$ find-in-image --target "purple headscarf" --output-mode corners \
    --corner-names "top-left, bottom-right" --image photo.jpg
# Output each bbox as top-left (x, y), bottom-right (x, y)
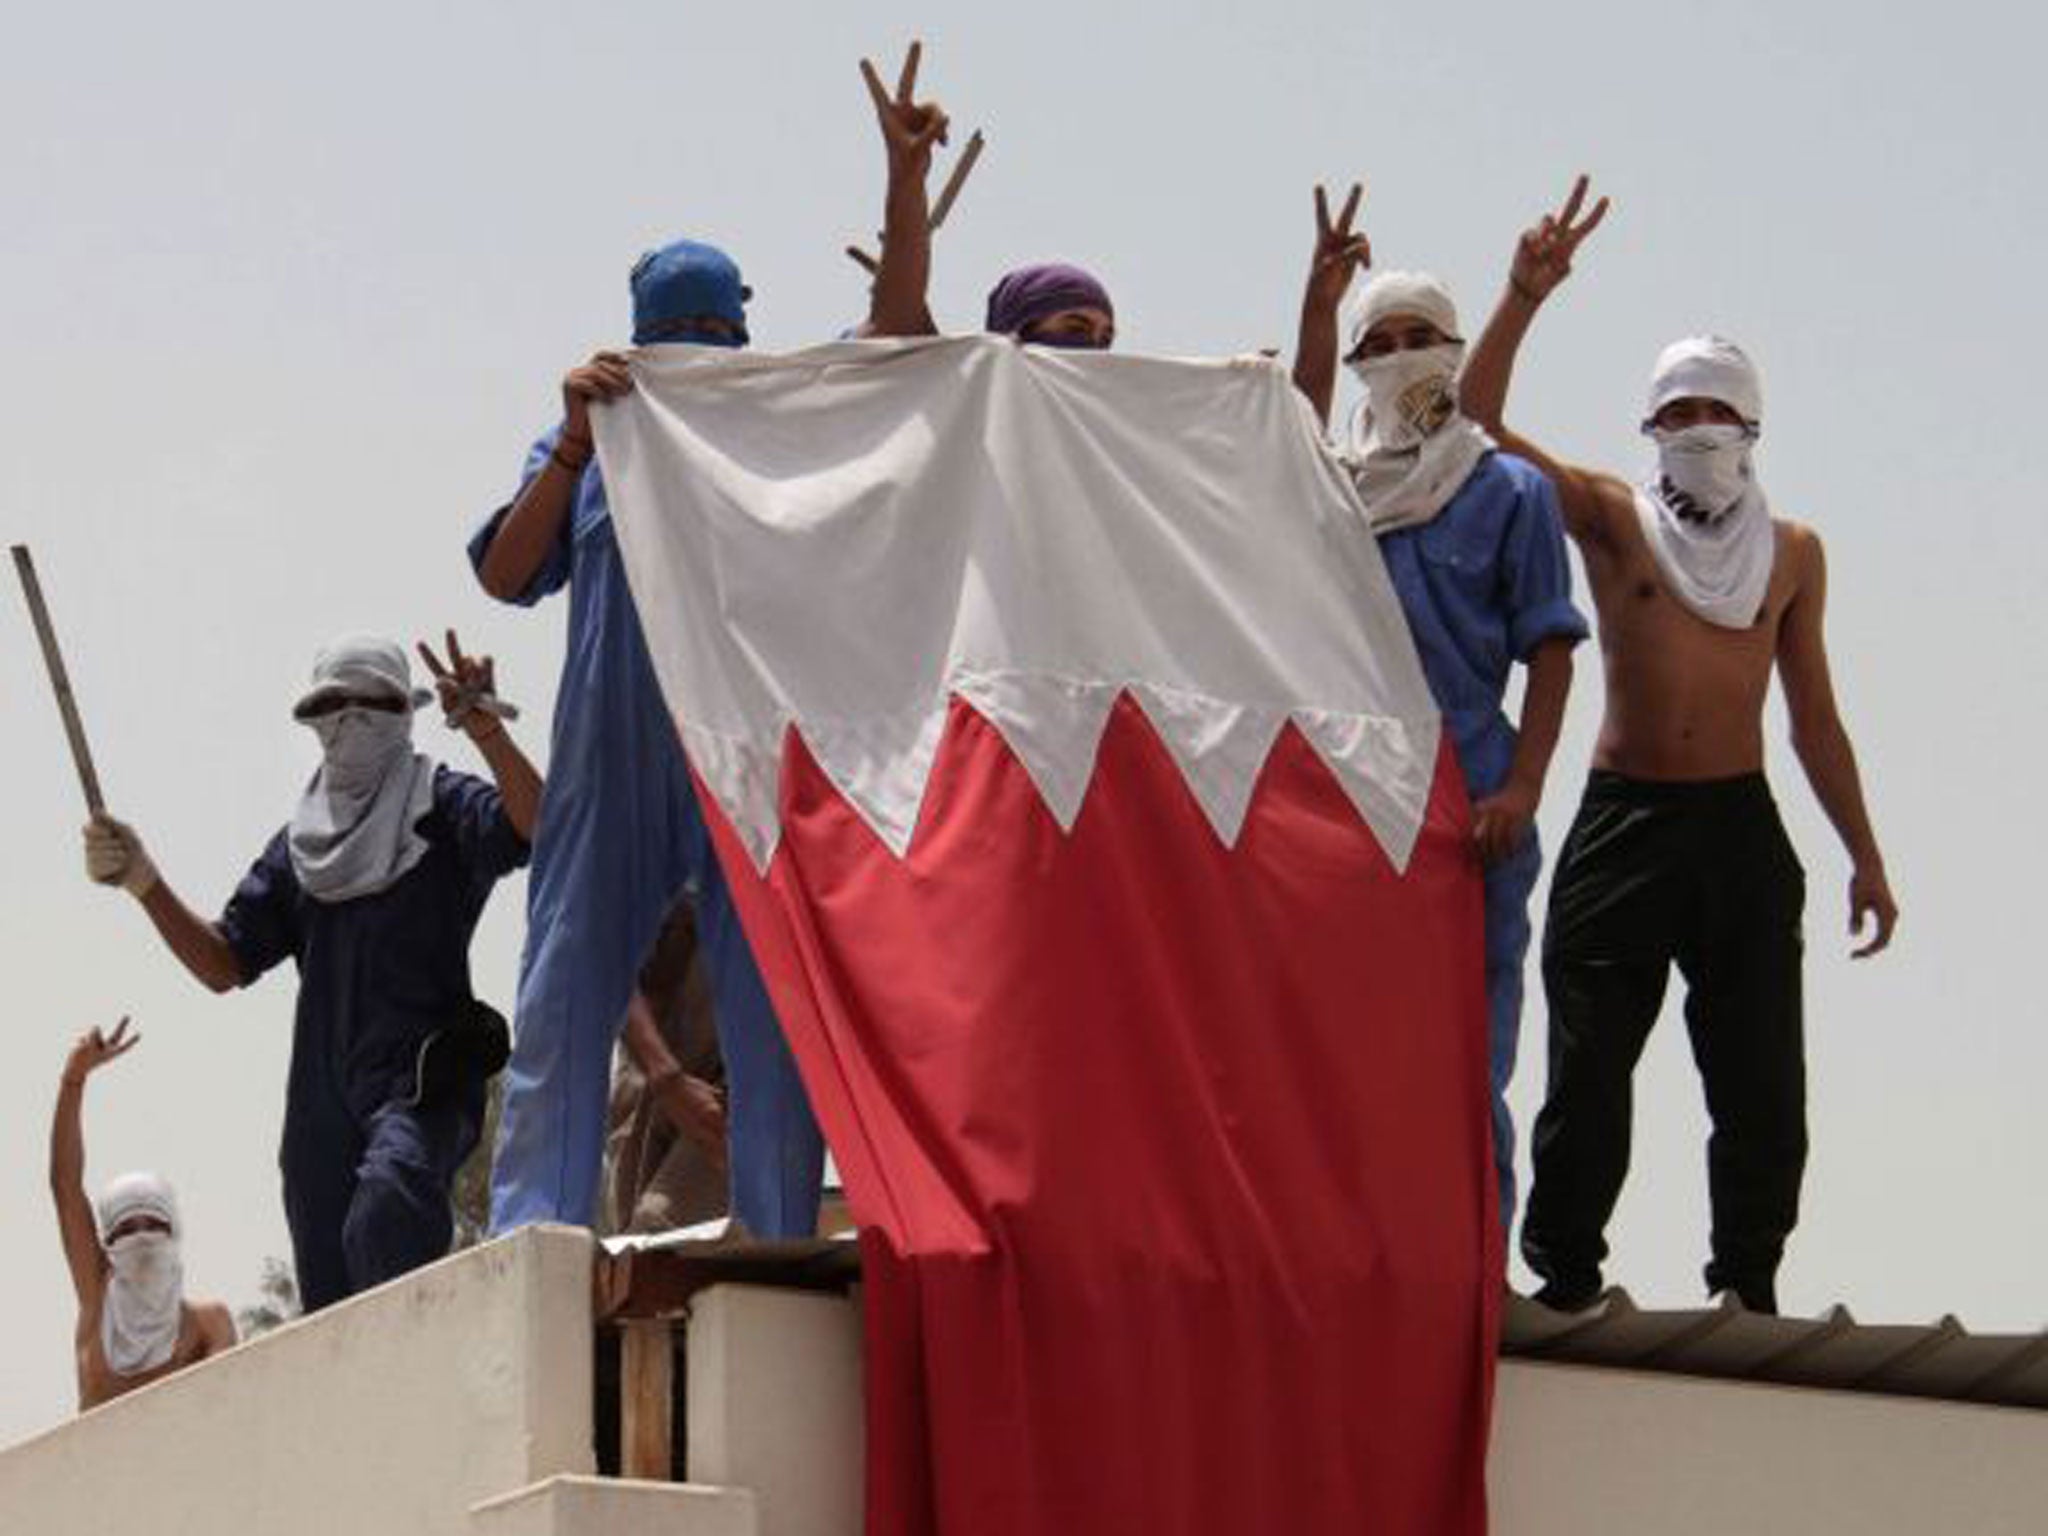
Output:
top-left (984, 263), bottom-right (1114, 336)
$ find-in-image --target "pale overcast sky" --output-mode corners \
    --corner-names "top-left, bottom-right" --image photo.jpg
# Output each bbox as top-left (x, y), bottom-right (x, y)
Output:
top-left (2, 0), bottom-right (2041, 1443)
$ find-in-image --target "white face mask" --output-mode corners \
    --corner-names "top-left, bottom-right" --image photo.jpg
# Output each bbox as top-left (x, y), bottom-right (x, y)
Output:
top-left (1650, 422), bottom-right (1756, 523)
top-left (308, 707), bottom-right (413, 795)
top-left (1347, 342), bottom-right (1463, 451)
top-left (102, 1229), bottom-right (185, 1375)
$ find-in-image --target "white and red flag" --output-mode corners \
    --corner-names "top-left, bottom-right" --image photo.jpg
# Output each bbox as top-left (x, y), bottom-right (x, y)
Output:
top-left (597, 337), bottom-right (1496, 1535)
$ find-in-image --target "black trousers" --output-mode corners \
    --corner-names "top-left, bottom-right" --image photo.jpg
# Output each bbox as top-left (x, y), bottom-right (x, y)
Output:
top-left (1521, 771), bottom-right (1806, 1310)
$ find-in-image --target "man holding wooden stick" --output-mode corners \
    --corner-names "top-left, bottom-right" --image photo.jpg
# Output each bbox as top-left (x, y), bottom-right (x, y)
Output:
top-left (81, 633), bottom-right (538, 1310)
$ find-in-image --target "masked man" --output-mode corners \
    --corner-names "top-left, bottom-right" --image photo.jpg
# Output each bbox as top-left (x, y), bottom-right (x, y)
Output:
top-left (83, 635), bottom-right (538, 1311)
top-left (1291, 186), bottom-right (1587, 1237)
top-left (470, 239), bottom-right (824, 1240)
top-left (1459, 179), bottom-right (1899, 1314)
top-left (50, 1019), bottom-right (235, 1409)
top-left (860, 42), bottom-right (1117, 351)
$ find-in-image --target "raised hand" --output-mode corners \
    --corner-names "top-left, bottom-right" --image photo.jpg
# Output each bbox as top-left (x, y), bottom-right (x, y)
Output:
top-left (1305, 182), bottom-right (1371, 314)
top-left (64, 1018), bottom-right (139, 1085)
top-left (861, 40), bottom-right (950, 179)
top-left (559, 350), bottom-right (634, 446)
top-left (417, 629), bottom-right (510, 736)
top-left (1510, 174), bottom-right (1610, 306)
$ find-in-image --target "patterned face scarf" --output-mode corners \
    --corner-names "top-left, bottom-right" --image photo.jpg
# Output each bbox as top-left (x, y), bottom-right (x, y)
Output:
top-left (1635, 337), bottom-right (1774, 628)
top-left (1340, 273), bottom-right (1492, 535)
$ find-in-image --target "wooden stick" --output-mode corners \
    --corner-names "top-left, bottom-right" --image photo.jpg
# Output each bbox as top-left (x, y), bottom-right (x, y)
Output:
top-left (928, 129), bottom-right (985, 233)
top-left (11, 546), bottom-right (105, 815)
top-left (844, 127), bottom-right (986, 274)
top-left (620, 1318), bottom-right (675, 1480)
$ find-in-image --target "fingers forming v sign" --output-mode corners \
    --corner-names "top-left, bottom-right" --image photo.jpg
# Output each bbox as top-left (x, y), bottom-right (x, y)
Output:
top-left (861, 40), bottom-right (949, 164)
top-left (1514, 173), bottom-right (1610, 302)
top-left (1309, 182), bottom-right (1371, 306)
top-left (418, 629), bottom-right (492, 705)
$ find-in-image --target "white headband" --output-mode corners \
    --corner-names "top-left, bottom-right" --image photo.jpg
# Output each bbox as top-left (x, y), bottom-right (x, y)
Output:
top-left (97, 1171), bottom-right (180, 1243)
top-left (293, 634), bottom-right (433, 721)
top-left (1646, 335), bottom-right (1763, 426)
top-left (1349, 271), bottom-right (1461, 355)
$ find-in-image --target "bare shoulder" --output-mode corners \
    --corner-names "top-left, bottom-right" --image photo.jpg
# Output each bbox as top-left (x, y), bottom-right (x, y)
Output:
top-left (194, 1300), bottom-right (239, 1354)
top-left (1774, 516), bottom-right (1827, 589)
top-left (1586, 468), bottom-right (1639, 515)
top-left (1573, 468), bottom-right (1643, 553)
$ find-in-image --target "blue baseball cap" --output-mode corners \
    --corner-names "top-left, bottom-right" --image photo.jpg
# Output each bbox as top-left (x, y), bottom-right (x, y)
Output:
top-left (630, 239), bottom-right (752, 346)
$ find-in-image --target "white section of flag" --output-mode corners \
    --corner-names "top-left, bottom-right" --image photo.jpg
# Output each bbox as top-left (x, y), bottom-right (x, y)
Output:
top-left (597, 336), bottom-right (1442, 873)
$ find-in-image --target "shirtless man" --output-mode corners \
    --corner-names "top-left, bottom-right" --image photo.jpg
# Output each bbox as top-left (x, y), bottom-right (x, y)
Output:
top-left (1459, 178), bottom-right (1899, 1314)
top-left (49, 1020), bottom-right (235, 1410)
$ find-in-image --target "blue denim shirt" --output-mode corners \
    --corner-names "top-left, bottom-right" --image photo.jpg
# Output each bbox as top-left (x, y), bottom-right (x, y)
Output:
top-left (1375, 452), bottom-right (1589, 799)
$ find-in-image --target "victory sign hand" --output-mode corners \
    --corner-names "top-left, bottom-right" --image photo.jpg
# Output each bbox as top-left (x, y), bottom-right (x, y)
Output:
top-left (1511, 174), bottom-right (1610, 306)
top-left (861, 40), bottom-right (950, 178)
top-left (1306, 182), bottom-right (1372, 314)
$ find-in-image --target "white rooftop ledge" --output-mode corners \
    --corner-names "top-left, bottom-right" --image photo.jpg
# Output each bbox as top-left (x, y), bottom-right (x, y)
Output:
top-left (0, 1225), bottom-right (595, 1536)
top-left (8, 1228), bottom-right (2047, 1536)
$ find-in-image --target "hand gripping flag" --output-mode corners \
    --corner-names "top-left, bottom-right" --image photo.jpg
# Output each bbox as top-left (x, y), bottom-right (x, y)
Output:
top-left (597, 337), bottom-right (1497, 1535)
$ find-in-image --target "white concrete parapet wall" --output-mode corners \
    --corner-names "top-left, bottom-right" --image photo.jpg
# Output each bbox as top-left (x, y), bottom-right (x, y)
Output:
top-left (10, 1240), bottom-right (2045, 1536)
top-left (1490, 1359), bottom-right (2048, 1535)
top-left (471, 1475), bottom-right (758, 1536)
top-left (678, 1284), bottom-right (2048, 1536)
top-left (0, 1224), bottom-right (596, 1536)
top-left (687, 1285), bottom-right (864, 1536)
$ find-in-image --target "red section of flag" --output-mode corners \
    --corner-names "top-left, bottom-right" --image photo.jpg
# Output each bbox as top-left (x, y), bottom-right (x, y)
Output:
top-left (700, 693), bottom-right (1495, 1534)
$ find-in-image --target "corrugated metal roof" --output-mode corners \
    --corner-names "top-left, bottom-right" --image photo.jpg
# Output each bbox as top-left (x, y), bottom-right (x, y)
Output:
top-left (1502, 1290), bottom-right (2048, 1410)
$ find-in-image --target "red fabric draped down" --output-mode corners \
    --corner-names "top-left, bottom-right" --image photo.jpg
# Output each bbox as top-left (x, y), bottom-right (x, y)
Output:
top-left (699, 695), bottom-right (1495, 1536)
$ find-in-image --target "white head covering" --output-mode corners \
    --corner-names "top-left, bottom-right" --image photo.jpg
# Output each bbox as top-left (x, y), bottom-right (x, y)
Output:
top-left (1636, 336), bottom-right (1774, 628)
top-left (287, 636), bottom-right (437, 903)
top-left (1347, 270), bottom-right (1463, 356)
top-left (96, 1172), bottom-right (185, 1377)
top-left (1340, 271), bottom-right (1492, 535)
top-left (1644, 335), bottom-right (1763, 426)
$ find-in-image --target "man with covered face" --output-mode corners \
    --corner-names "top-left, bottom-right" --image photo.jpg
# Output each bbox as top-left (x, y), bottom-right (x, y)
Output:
top-left (82, 635), bottom-right (538, 1310)
top-left (1290, 185), bottom-right (1588, 1240)
top-left (50, 1019), bottom-right (235, 1409)
top-left (471, 238), bottom-right (824, 1241)
top-left (1459, 178), bottom-right (1899, 1314)
top-left (860, 41), bottom-right (1117, 351)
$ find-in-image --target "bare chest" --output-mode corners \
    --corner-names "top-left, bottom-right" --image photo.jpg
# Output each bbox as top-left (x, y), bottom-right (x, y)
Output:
top-left (76, 1303), bottom-right (208, 1409)
top-left (1588, 525), bottom-right (1791, 679)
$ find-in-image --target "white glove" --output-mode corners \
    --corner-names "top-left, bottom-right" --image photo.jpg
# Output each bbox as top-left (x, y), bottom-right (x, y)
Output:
top-left (84, 815), bottom-right (159, 897)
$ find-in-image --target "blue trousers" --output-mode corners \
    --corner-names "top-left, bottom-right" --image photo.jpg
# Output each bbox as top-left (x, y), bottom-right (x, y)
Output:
top-left (282, 1084), bottom-right (482, 1312)
top-left (693, 862), bottom-right (830, 1237)
top-left (488, 790), bottom-right (825, 1240)
top-left (1485, 832), bottom-right (1543, 1235)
